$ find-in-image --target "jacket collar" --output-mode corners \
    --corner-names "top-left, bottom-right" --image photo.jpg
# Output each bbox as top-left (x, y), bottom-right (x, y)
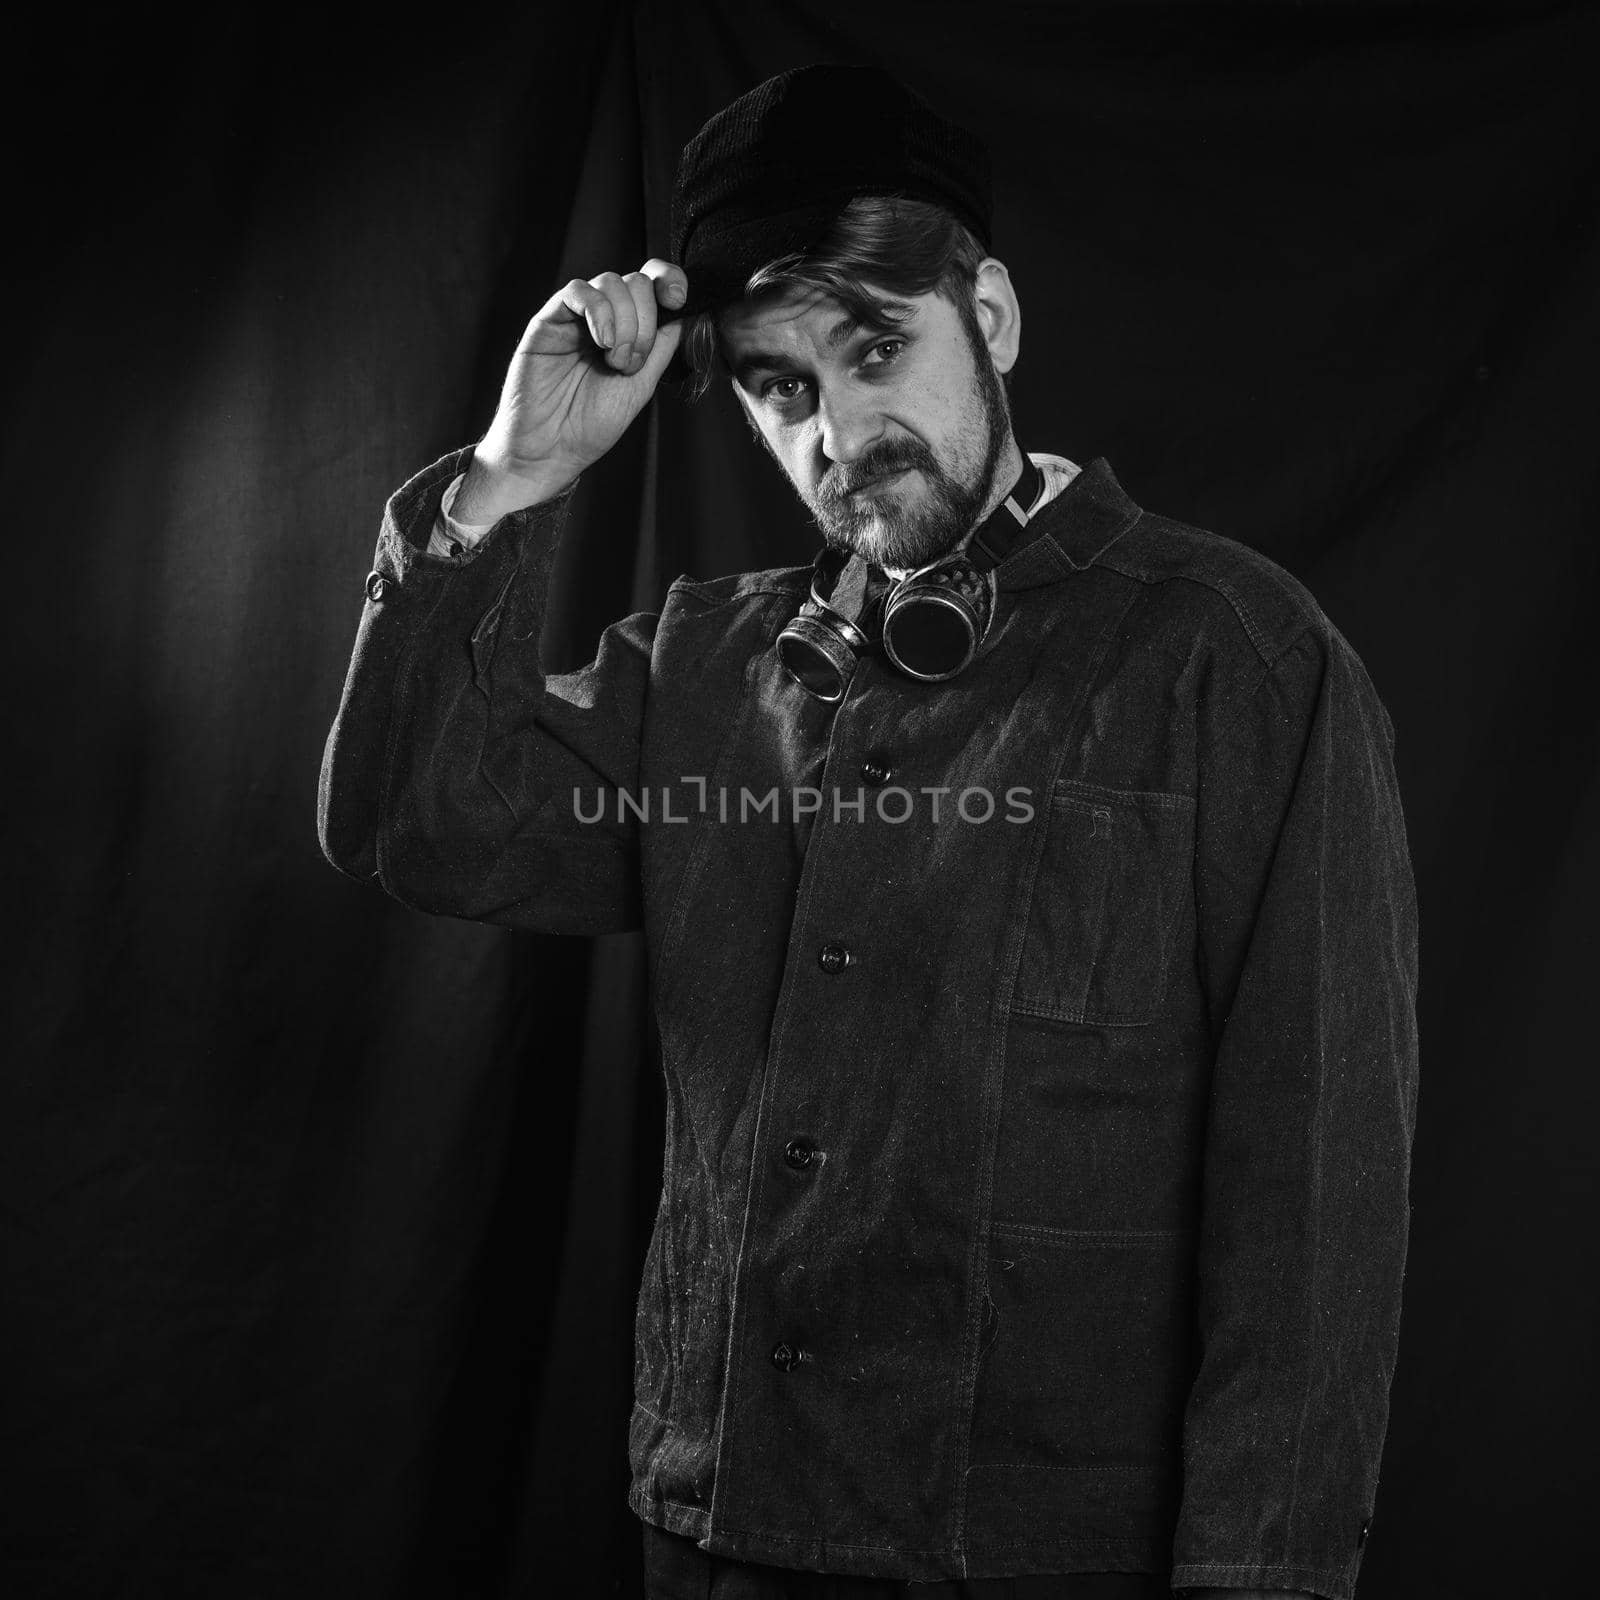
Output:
top-left (996, 457), bottom-right (1142, 591)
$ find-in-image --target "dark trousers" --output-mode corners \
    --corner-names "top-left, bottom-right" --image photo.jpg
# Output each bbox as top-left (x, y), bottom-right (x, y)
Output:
top-left (642, 1524), bottom-right (1173, 1599)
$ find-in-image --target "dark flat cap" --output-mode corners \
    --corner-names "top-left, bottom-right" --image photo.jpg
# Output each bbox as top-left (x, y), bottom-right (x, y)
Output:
top-left (669, 63), bottom-right (993, 315)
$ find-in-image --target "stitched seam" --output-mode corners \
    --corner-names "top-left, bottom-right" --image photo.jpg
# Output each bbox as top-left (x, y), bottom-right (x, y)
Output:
top-left (1097, 551), bottom-right (1278, 666)
top-left (959, 1535), bottom-right (1158, 1551)
top-left (1055, 780), bottom-right (1195, 809)
top-left (1171, 1563), bottom-right (1349, 1582)
top-left (990, 1222), bottom-right (1192, 1245)
top-left (1008, 999), bottom-right (1157, 1027)
top-left (1210, 624), bottom-right (1321, 741)
top-left (668, 576), bottom-right (810, 607)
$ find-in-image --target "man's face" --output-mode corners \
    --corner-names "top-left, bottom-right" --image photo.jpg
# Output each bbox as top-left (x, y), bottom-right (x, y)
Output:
top-left (719, 266), bottom-right (1021, 571)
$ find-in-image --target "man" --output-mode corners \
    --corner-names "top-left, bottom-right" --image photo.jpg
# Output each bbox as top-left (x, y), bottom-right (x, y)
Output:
top-left (319, 64), bottom-right (1419, 1600)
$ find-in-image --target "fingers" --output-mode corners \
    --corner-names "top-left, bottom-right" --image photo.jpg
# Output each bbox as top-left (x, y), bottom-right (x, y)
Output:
top-left (614, 261), bottom-right (690, 375)
top-left (584, 271), bottom-right (638, 370)
top-left (544, 261), bottom-right (691, 376)
top-left (621, 271), bottom-right (657, 372)
top-left (640, 258), bottom-right (689, 311)
top-left (550, 277), bottom-right (615, 355)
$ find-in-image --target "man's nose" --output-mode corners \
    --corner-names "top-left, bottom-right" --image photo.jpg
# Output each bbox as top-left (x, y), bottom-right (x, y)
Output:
top-left (816, 380), bottom-right (885, 467)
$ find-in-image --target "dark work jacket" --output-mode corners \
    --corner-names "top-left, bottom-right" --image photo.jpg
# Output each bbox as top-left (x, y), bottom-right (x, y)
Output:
top-left (318, 447), bottom-right (1420, 1600)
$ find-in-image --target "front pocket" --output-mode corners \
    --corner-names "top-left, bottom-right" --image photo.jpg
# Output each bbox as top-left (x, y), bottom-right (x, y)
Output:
top-left (1012, 779), bottom-right (1194, 1026)
top-left (970, 1224), bottom-right (1196, 1471)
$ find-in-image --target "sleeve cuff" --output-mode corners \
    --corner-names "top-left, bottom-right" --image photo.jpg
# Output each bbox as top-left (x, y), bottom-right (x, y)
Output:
top-left (425, 471), bottom-right (497, 559)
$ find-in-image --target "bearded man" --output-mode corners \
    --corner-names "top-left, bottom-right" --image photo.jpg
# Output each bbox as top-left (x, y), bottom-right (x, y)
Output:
top-left (320, 63), bottom-right (1419, 1600)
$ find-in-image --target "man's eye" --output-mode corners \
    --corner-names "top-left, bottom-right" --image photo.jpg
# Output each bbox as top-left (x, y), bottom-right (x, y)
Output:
top-left (760, 341), bottom-right (904, 404)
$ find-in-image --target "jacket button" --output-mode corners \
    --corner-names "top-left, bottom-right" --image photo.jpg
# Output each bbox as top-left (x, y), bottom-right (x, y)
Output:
top-left (783, 1138), bottom-right (814, 1171)
top-left (365, 571), bottom-right (389, 603)
top-left (770, 1340), bottom-right (803, 1372)
top-left (817, 944), bottom-right (851, 974)
top-left (861, 755), bottom-right (893, 786)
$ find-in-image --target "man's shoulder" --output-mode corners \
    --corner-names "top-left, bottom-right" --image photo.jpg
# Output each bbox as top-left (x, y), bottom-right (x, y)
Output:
top-left (1107, 502), bottom-right (1334, 670)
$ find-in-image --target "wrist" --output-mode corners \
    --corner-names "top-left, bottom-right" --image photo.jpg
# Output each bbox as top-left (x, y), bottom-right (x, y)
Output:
top-left (453, 448), bottom-right (576, 524)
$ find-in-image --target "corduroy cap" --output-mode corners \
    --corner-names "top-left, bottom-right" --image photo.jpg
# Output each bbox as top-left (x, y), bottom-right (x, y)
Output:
top-left (669, 64), bottom-right (993, 316)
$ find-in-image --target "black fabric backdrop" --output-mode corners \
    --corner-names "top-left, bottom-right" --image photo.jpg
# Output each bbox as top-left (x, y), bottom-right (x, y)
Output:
top-left (4, 2), bottom-right (1596, 1595)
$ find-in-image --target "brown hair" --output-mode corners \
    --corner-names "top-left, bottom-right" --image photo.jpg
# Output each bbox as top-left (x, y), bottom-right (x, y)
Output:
top-left (677, 195), bottom-right (994, 403)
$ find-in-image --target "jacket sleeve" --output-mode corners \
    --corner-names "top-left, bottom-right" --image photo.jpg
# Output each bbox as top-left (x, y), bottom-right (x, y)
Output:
top-left (1170, 622), bottom-right (1421, 1600)
top-left (318, 448), bottom-right (654, 935)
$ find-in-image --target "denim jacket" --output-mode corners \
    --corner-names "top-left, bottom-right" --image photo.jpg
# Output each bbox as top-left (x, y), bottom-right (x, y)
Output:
top-left (319, 447), bottom-right (1419, 1598)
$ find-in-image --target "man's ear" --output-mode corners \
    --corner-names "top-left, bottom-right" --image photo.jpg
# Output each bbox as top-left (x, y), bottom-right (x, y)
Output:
top-left (974, 258), bottom-right (1021, 375)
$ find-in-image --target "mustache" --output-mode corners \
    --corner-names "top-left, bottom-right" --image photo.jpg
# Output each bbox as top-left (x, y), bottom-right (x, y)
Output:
top-left (822, 448), bottom-right (931, 503)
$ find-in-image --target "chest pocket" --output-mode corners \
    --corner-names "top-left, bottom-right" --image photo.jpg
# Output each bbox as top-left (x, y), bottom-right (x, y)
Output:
top-left (1012, 779), bottom-right (1195, 1027)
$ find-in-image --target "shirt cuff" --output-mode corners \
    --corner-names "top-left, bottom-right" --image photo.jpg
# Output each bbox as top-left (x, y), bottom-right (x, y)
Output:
top-left (425, 471), bottom-right (500, 560)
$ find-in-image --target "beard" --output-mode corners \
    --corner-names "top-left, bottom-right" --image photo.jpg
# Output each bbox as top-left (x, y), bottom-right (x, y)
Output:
top-left (741, 305), bottom-right (1018, 572)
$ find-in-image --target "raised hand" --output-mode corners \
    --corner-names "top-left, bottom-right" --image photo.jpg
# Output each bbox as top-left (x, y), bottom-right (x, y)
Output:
top-left (452, 258), bottom-right (689, 523)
